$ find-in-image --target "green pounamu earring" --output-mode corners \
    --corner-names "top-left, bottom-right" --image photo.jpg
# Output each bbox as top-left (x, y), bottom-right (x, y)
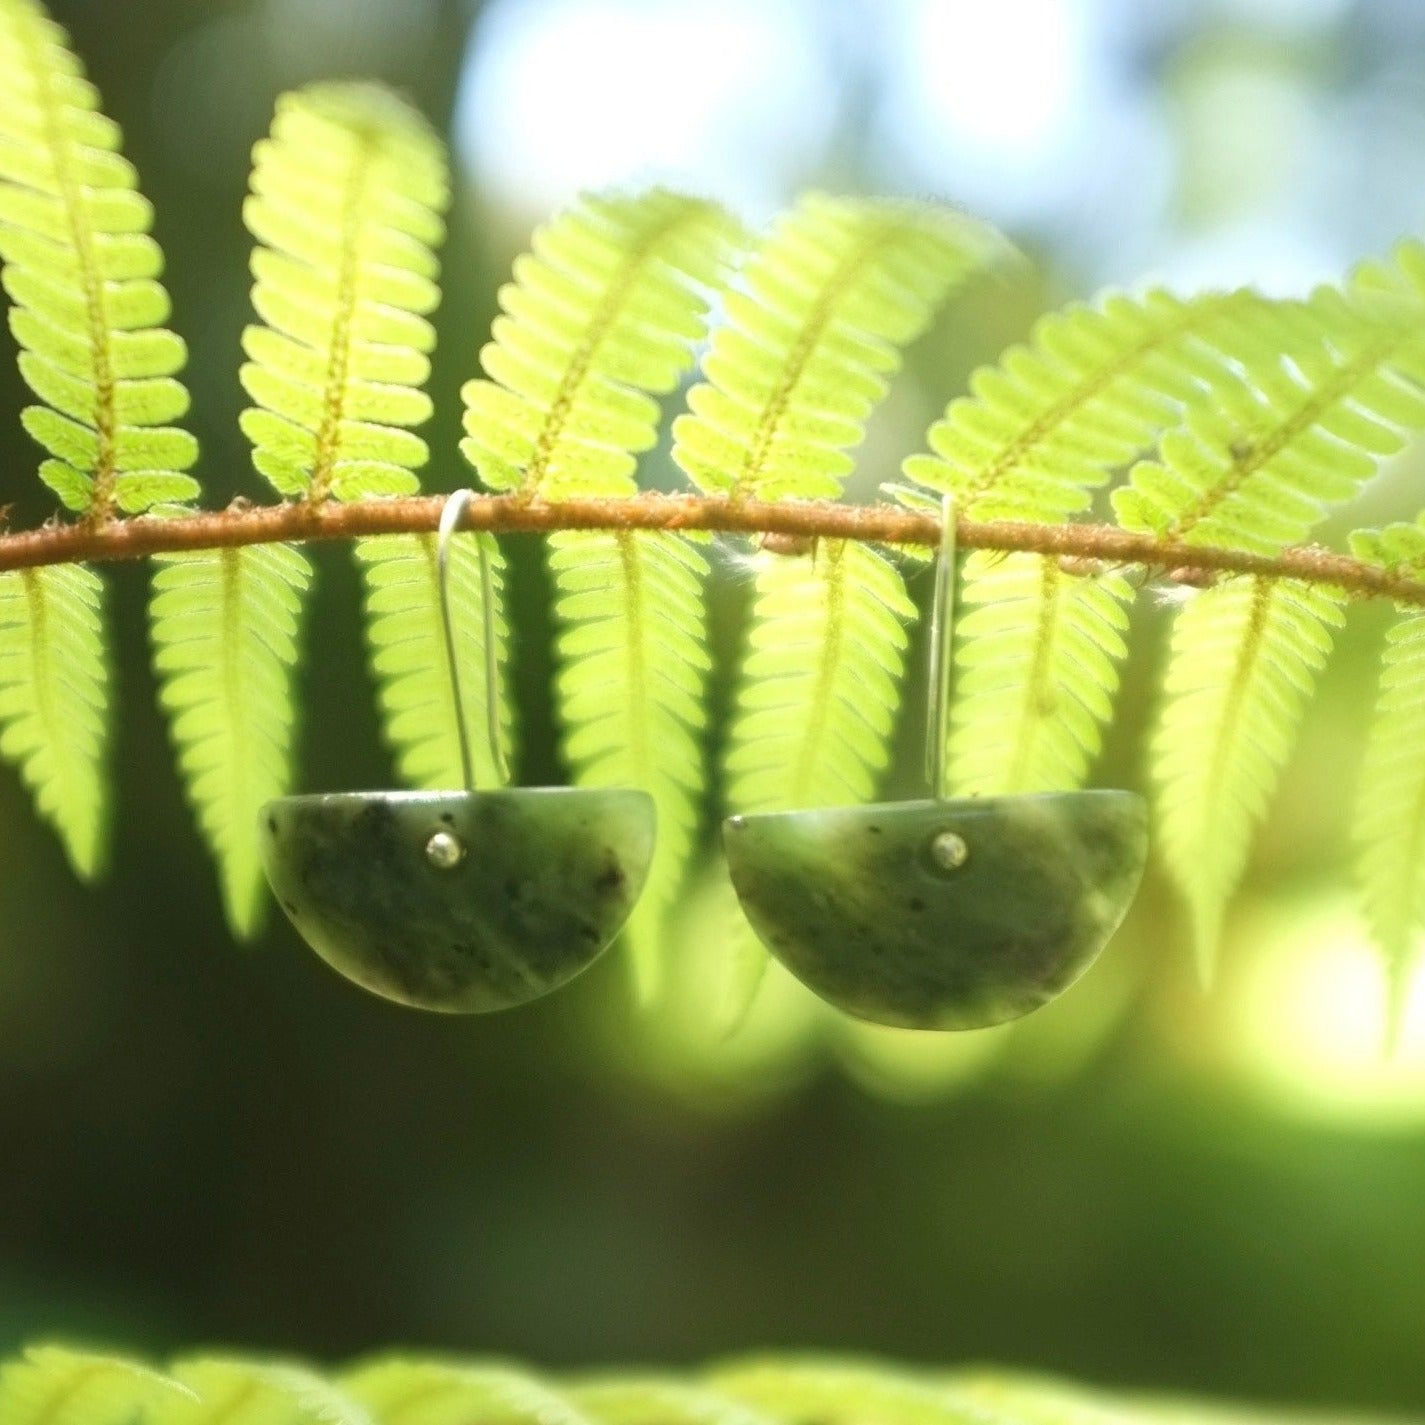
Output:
top-left (259, 491), bottom-right (656, 1013)
top-left (723, 497), bottom-right (1147, 1031)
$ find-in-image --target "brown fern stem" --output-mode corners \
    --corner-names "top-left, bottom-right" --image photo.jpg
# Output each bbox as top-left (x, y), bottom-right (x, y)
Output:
top-left (1, 494), bottom-right (1423, 606)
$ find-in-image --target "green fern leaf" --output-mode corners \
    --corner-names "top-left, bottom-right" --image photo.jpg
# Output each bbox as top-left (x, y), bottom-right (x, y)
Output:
top-left (950, 555), bottom-right (1132, 795)
top-left (345, 1360), bottom-right (591, 1425)
top-left (673, 193), bottom-right (1006, 500)
top-left (904, 289), bottom-right (1258, 520)
top-left (1154, 577), bottom-right (1345, 978)
top-left (1113, 285), bottom-right (1425, 555)
top-left (568, 1379), bottom-right (773, 1425)
top-left (1353, 613), bottom-right (1425, 1028)
top-left (0, 1345), bottom-right (194, 1425)
top-left (0, 564), bottom-right (107, 876)
top-left (705, 1359), bottom-right (967, 1425)
top-left (240, 82), bottom-right (446, 502)
top-left (1349, 518), bottom-right (1425, 572)
top-left (461, 187), bottom-right (741, 498)
top-left (727, 541), bottom-right (915, 813)
top-left (462, 188), bottom-right (741, 994)
top-left (150, 543), bottom-right (311, 937)
top-left (160, 1357), bottom-right (371, 1425)
top-left (0, 0), bottom-right (196, 515)
top-left (550, 528), bottom-right (710, 992)
top-left (354, 531), bottom-right (511, 789)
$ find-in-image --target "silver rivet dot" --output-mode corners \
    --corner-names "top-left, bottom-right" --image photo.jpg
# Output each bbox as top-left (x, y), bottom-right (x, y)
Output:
top-left (929, 829), bottom-right (969, 871)
top-left (425, 829), bottom-right (466, 870)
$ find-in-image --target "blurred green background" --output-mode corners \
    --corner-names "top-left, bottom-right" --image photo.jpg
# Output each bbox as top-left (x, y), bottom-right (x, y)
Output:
top-left (3, 0), bottom-right (1425, 1413)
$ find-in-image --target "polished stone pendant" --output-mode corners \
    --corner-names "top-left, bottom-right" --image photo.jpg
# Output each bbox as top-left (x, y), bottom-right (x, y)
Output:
top-left (723, 790), bottom-right (1147, 1030)
top-left (259, 491), bottom-right (658, 1013)
top-left (722, 496), bottom-right (1149, 1032)
top-left (261, 787), bottom-right (655, 1013)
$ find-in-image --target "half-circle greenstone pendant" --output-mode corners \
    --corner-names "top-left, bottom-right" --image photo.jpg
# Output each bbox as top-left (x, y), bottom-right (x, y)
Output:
top-left (260, 787), bottom-right (655, 1013)
top-left (723, 791), bottom-right (1147, 1031)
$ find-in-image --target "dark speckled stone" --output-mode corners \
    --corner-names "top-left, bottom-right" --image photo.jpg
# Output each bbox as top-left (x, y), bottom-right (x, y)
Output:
top-left (723, 791), bottom-right (1147, 1031)
top-left (259, 788), bottom-right (655, 1013)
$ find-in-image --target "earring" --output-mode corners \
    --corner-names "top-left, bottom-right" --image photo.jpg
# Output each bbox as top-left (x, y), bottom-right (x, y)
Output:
top-left (258, 491), bottom-right (656, 1013)
top-left (722, 497), bottom-right (1147, 1031)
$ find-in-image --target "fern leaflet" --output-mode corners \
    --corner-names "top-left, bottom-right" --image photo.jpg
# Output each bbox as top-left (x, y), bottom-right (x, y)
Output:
top-left (1353, 613), bottom-right (1425, 1026)
top-left (549, 527), bottom-right (710, 991)
top-left (355, 531), bottom-right (511, 790)
top-left (345, 1359), bottom-right (592, 1425)
top-left (673, 192), bottom-right (1004, 500)
top-left (950, 554), bottom-right (1132, 795)
top-left (240, 82), bottom-right (446, 502)
top-left (150, 543), bottom-right (311, 937)
top-left (461, 188), bottom-right (740, 498)
top-left (0, 1345), bottom-right (195, 1425)
top-left (0, 564), bottom-right (107, 876)
top-left (0, 0), bottom-right (196, 516)
top-left (568, 1379), bottom-right (772, 1425)
top-left (904, 289), bottom-right (1256, 521)
top-left (705, 1359), bottom-right (970, 1425)
top-left (462, 189), bottom-right (741, 994)
top-left (1154, 577), bottom-right (1345, 977)
top-left (726, 541), bottom-right (915, 813)
top-left (1113, 284), bottom-right (1425, 553)
top-left (160, 1357), bottom-right (373, 1425)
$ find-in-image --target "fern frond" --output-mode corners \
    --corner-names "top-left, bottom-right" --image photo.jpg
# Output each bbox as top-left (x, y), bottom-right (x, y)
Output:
top-left (674, 193), bottom-right (1005, 500)
top-left (0, 564), bottom-right (107, 876)
top-left (727, 542), bottom-right (915, 813)
top-left (355, 531), bottom-right (511, 789)
top-left (949, 555), bottom-right (1132, 796)
top-left (1155, 577), bottom-right (1345, 978)
top-left (461, 188), bottom-right (741, 499)
top-left (0, 0), bottom-right (195, 515)
top-left (568, 1380), bottom-right (772, 1425)
top-left (550, 528), bottom-right (709, 992)
top-left (904, 288), bottom-right (1255, 521)
top-left (161, 1357), bottom-right (370, 1425)
top-left (1353, 613), bottom-right (1425, 1027)
top-left (0, 1345), bottom-right (194, 1425)
top-left (1114, 285), bottom-right (1425, 555)
top-left (705, 1359), bottom-right (969, 1425)
top-left (345, 1359), bottom-right (590, 1425)
top-left (150, 543), bottom-right (311, 937)
top-left (240, 82), bottom-right (446, 502)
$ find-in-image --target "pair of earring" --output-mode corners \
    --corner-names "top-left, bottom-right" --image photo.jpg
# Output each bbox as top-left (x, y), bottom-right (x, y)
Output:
top-left (259, 493), bottom-right (1147, 1027)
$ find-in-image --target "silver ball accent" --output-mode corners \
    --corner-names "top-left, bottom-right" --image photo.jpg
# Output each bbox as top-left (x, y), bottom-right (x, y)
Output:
top-left (929, 829), bottom-right (969, 871)
top-left (424, 829), bottom-right (466, 870)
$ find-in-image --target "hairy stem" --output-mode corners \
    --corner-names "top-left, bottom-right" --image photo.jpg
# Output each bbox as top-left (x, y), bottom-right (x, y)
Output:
top-left (0, 494), bottom-right (1420, 606)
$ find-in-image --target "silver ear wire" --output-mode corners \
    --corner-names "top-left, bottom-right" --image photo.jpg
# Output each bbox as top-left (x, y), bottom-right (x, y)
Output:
top-left (436, 490), bottom-right (508, 790)
top-left (924, 494), bottom-right (957, 802)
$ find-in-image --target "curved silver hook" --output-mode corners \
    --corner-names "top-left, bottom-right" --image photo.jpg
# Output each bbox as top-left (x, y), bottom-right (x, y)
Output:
top-left (437, 489), bottom-right (509, 791)
top-left (924, 494), bottom-right (957, 802)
